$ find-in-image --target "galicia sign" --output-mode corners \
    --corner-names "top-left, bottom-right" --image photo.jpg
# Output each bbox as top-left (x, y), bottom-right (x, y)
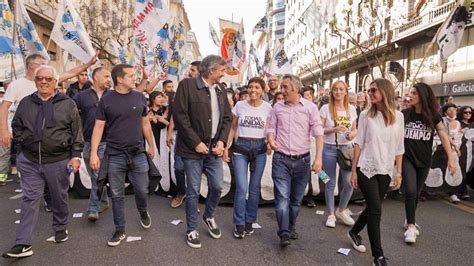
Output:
top-left (431, 80), bottom-right (474, 96)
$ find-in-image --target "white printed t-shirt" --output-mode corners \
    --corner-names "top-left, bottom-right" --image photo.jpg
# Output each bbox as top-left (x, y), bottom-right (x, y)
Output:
top-left (232, 100), bottom-right (273, 139)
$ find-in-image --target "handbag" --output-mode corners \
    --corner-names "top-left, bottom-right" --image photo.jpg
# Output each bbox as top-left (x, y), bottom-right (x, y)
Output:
top-left (335, 132), bottom-right (354, 171)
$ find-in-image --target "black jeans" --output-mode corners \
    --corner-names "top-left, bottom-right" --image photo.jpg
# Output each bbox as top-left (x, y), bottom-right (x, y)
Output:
top-left (350, 168), bottom-right (391, 259)
top-left (402, 156), bottom-right (430, 225)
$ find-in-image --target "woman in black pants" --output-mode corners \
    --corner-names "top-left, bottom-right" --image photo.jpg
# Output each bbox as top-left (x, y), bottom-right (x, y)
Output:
top-left (347, 79), bottom-right (404, 266)
top-left (402, 83), bottom-right (456, 243)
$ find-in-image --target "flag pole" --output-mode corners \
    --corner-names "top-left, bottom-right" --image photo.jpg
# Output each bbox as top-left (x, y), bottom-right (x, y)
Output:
top-left (10, 0), bottom-right (18, 80)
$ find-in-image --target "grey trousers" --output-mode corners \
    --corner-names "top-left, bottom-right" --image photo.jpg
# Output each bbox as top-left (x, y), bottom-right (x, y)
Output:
top-left (15, 153), bottom-right (70, 245)
top-left (0, 145), bottom-right (10, 180)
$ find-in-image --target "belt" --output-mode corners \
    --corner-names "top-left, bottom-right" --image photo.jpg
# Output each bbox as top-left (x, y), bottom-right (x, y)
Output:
top-left (275, 151), bottom-right (310, 160)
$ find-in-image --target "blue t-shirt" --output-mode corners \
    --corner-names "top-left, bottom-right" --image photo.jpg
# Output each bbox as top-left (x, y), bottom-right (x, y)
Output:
top-left (96, 90), bottom-right (147, 150)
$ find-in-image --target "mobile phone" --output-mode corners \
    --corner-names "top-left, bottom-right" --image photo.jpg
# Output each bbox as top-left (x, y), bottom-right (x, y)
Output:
top-left (67, 165), bottom-right (74, 174)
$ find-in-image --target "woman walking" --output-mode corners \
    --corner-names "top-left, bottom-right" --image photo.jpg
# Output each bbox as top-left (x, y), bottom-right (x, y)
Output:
top-left (402, 83), bottom-right (456, 243)
top-left (224, 77), bottom-right (272, 238)
top-left (347, 79), bottom-right (404, 265)
top-left (320, 80), bottom-right (357, 228)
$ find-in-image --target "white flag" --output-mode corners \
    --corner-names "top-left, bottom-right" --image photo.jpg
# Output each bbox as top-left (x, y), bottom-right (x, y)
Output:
top-left (269, 40), bottom-right (295, 75)
top-left (134, 0), bottom-right (171, 48)
top-left (15, 0), bottom-right (50, 61)
top-left (50, 0), bottom-right (95, 63)
top-left (209, 22), bottom-right (220, 46)
top-left (437, 4), bottom-right (472, 59)
top-left (252, 16), bottom-right (268, 35)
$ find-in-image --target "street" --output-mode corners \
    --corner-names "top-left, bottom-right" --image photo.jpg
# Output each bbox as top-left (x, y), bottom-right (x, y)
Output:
top-left (0, 179), bottom-right (473, 265)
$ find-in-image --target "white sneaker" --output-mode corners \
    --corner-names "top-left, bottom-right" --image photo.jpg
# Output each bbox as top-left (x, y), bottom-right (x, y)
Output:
top-left (335, 209), bottom-right (355, 226)
top-left (403, 220), bottom-right (420, 236)
top-left (450, 194), bottom-right (461, 203)
top-left (404, 227), bottom-right (417, 243)
top-left (325, 215), bottom-right (336, 228)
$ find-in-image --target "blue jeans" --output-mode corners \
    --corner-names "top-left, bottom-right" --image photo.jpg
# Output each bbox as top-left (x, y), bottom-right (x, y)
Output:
top-left (322, 143), bottom-right (353, 213)
top-left (232, 138), bottom-right (267, 225)
top-left (108, 153), bottom-right (149, 230)
top-left (272, 152), bottom-right (311, 236)
top-left (183, 150), bottom-right (223, 232)
top-left (83, 142), bottom-right (108, 213)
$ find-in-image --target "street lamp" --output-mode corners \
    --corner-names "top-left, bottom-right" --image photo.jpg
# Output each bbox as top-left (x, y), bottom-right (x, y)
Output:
top-left (329, 32), bottom-right (342, 80)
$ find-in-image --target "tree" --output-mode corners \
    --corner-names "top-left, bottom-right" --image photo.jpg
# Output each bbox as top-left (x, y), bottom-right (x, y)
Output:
top-left (78, 0), bottom-right (134, 64)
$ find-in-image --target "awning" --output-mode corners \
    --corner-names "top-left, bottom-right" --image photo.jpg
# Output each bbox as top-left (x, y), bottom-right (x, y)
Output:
top-left (430, 79), bottom-right (474, 97)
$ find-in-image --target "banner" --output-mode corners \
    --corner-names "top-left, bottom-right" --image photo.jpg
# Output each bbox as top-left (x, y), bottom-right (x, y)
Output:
top-left (220, 19), bottom-right (246, 76)
top-left (269, 40), bottom-right (295, 75)
top-left (249, 43), bottom-right (262, 74)
top-left (208, 22), bottom-right (220, 46)
top-left (50, 0), bottom-right (95, 63)
top-left (252, 15), bottom-right (268, 35)
top-left (15, 0), bottom-right (49, 61)
top-left (111, 41), bottom-right (133, 65)
top-left (134, 0), bottom-right (171, 48)
top-left (437, 3), bottom-right (473, 59)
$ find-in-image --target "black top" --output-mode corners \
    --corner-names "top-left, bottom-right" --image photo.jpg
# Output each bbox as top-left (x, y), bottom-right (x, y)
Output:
top-left (172, 76), bottom-right (232, 160)
top-left (66, 81), bottom-right (92, 99)
top-left (403, 108), bottom-right (442, 168)
top-left (149, 106), bottom-right (168, 153)
top-left (96, 90), bottom-right (147, 151)
top-left (12, 92), bottom-right (83, 163)
top-left (74, 88), bottom-right (109, 142)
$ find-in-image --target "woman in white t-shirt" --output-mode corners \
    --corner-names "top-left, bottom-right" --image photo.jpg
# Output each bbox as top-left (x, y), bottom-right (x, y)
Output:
top-left (320, 80), bottom-right (357, 228)
top-left (347, 79), bottom-right (404, 266)
top-left (223, 77), bottom-right (273, 239)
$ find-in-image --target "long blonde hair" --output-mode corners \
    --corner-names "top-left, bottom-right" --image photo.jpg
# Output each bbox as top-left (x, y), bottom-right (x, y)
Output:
top-left (367, 78), bottom-right (397, 126)
top-left (329, 80), bottom-right (350, 120)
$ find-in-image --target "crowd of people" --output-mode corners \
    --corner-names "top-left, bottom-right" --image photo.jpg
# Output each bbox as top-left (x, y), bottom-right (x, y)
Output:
top-left (0, 53), bottom-right (472, 266)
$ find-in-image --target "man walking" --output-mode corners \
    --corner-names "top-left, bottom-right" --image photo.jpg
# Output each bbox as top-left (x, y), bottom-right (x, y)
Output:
top-left (66, 70), bottom-right (92, 98)
top-left (89, 64), bottom-right (155, 247)
top-left (73, 67), bottom-right (111, 221)
top-left (2, 65), bottom-right (83, 258)
top-left (173, 55), bottom-right (232, 248)
top-left (266, 74), bottom-right (324, 247)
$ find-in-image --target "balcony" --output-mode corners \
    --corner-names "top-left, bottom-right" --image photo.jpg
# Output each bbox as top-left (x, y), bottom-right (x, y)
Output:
top-left (392, 1), bottom-right (456, 42)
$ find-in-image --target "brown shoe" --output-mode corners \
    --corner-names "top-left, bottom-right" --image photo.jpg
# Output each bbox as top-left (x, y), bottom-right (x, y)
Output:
top-left (171, 194), bottom-right (186, 208)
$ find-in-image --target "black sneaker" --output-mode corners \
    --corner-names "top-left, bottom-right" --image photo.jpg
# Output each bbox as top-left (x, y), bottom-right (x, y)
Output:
top-left (107, 230), bottom-right (126, 247)
top-left (306, 198), bottom-right (316, 208)
top-left (244, 223), bottom-right (254, 235)
top-left (279, 234), bottom-right (291, 247)
top-left (54, 230), bottom-right (68, 243)
top-left (233, 225), bottom-right (245, 239)
top-left (373, 256), bottom-right (388, 266)
top-left (44, 201), bottom-right (52, 212)
top-left (2, 245), bottom-right (33, 258)
top-left (290, 229), bottom-right (298, 240)
top-left (139, 210), bottom-right (151, 229)
top-left (348, 231), bottom-right (366, 253)
top-left (202, 216), bottom-right (221, 239)
top-left (186, 230), bottom-right (201, 249)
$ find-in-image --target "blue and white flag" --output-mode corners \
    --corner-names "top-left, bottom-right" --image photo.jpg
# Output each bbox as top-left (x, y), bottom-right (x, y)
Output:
top-left (269, 40), bottom-right (295, 75)
top-left (249, 43), bottom-right (262, 74)
top-left (15, 0), bottom-right (49, 61)
top-left (209, 22), bottom-right (220, 46)
top-left (50, 0), bottom-right (95, 63)
top-left (252, 16), bottom-right (268, 35)
top-left (0, 0), bottom-right (14, 53)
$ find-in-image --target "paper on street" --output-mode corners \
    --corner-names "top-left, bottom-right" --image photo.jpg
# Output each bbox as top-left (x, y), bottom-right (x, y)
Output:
top-left (15, 209), bottom-right (21, 214)
top-left (46, 236), bottom-right (55, 242)
top-left (337, 248), bottom-right (351, 255)
top-left (14, 220), bottom-right (20, 224)
top-left (252, 223), bottom-right (262, 229)
top-left (316, 210), bottom-right (325, 215)
top-left (171, 219), bottom-right (183, 225)
top-left (73, 213), bottom-right (83, 218)
top-left (15, 189), bottom-right (22, 193)
top-left (126, 236), bottom-right (142, 242)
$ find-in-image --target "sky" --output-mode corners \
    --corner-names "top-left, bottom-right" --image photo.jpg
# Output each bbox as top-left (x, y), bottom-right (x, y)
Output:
top-left (182, 0), bottom-right (267, 57)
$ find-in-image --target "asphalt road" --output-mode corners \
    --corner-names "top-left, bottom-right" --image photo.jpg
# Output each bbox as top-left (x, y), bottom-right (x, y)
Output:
top-left (0, 179), bottom-right (473, 265)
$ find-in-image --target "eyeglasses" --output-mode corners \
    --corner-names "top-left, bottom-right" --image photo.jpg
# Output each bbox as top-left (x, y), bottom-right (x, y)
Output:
top-left (35, 76), bottom-right (55, 82)
top-left (464, 111), bottom-right (472, 114)
top-left (367, 87), bottom-right (378, 94)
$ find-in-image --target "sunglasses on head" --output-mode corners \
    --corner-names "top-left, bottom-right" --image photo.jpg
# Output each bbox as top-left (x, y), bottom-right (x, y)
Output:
top-left (367, 87), bottom-right (378, 94)
top-left (35, 76), bottom-right (54, 82)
